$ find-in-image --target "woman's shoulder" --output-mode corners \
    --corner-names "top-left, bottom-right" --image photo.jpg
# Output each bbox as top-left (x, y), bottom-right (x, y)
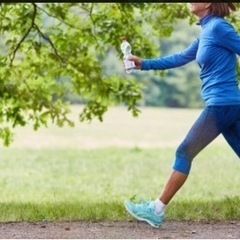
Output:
top-left (211, 16), bottom-right (235, 34)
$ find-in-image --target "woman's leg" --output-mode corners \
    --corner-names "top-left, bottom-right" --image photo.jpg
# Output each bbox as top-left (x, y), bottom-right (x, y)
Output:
top-left (159, 106), bottom-right (224, 204)
top-left (222, 118), bottom-right (240, 157)
top-left (159, 170), bottom-right (188, 204)
top-left (124, 106), bottom-right (238, 227)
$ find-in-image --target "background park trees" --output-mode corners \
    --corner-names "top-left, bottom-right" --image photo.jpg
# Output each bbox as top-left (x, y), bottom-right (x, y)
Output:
top-left (0, 3), bottom-right (240, 145)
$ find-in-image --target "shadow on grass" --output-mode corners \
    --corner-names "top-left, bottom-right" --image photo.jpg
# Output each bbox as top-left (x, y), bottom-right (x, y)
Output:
top-left (0, 196), bottom-right (239, 222)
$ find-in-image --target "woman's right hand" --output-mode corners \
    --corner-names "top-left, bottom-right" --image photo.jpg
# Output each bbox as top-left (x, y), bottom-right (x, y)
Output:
top-left (127, 55), bottom-right (143, 70)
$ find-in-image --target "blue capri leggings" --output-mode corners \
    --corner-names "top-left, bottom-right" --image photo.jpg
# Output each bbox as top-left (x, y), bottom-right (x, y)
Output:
top-left (173, 105), bottom-right (240, 174)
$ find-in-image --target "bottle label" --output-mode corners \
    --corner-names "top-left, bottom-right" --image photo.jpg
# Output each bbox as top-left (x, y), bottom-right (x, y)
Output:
top-left (123, 58), bottom-right (135, 71)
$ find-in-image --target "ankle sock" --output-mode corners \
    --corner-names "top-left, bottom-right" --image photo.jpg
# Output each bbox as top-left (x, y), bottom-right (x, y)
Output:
top-left (154, 198), bottom-right (167, 214)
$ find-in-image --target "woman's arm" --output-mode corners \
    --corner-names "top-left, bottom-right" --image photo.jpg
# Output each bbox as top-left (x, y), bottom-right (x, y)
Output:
top-left (141, 39), bottom-right (199, 71)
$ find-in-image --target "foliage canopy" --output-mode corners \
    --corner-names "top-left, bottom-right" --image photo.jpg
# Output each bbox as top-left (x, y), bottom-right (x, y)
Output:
top-left (0, 3), bottom-right (239, 145)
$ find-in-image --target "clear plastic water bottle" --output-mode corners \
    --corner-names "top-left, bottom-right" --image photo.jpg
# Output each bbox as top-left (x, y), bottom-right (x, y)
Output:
top-left (120, 37), bottom-right (135, 74)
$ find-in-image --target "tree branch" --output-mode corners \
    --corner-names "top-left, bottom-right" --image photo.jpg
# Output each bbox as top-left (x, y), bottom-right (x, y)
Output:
top-left (9, 3), bottom-right (37, 65)
top-left (33, 23), bottom-right (65, 63)
top-left (35, 4), bottom-right (79, 30)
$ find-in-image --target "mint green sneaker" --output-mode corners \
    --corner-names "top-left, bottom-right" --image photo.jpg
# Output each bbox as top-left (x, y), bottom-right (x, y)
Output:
top-left (124, 200), bottom-right (164, 228)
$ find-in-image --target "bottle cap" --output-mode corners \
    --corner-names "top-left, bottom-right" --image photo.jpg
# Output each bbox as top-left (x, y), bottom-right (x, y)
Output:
top-left (120, 36), bottom-right (127, 42)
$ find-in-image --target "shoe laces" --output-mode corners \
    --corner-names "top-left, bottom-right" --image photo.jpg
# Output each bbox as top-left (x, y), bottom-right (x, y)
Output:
top-left (135, 200), bottom-right (154, 212)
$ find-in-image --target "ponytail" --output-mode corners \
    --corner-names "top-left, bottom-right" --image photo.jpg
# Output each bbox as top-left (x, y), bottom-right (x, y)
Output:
top-left (209, 3), bottom-right (236, 17)
top-left (228, 3), bottom-right (236, 11)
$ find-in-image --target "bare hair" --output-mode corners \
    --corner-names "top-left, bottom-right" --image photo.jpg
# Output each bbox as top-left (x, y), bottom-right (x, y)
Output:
top-left (208, 3), bottom-right (236, 17)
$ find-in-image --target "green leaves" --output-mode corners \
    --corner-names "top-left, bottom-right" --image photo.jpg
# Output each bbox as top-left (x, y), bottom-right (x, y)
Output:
top-left (1, 3), bottom-right (238, 146)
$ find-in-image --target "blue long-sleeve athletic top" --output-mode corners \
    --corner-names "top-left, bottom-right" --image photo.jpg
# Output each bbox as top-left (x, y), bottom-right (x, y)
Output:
top-left (142, 14), bottom-right (240, 106)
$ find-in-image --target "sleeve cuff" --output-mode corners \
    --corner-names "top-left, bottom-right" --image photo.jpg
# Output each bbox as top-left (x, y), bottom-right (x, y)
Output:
top-left (141, 59), bottom-right (151, 70)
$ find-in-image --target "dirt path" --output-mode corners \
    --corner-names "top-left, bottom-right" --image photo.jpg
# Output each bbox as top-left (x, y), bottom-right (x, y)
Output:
top-left (0, 220), bottom-right (239, 239)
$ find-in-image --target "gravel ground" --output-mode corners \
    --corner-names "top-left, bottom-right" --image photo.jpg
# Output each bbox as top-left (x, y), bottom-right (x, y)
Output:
top-left (0, 220), bottom-right (240, 239)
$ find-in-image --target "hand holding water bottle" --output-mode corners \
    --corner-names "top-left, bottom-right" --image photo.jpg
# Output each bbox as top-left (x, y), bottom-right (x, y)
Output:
top-left (120, 37), bottom-right (140, 74)
top-left (127, 55), bottom-right (142, 70)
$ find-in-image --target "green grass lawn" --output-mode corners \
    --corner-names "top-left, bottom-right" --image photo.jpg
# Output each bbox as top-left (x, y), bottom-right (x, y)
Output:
top-left (0, 106), bottom-right (239, 222)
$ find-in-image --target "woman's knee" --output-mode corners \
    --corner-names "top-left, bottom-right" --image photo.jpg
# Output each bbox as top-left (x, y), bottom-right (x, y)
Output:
top-left (173, 144), bottom-right (193, 175)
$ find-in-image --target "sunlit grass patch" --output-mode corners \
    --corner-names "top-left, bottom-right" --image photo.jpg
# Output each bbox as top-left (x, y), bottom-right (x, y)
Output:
top-left (0, 145), bottom-right (239, 222)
